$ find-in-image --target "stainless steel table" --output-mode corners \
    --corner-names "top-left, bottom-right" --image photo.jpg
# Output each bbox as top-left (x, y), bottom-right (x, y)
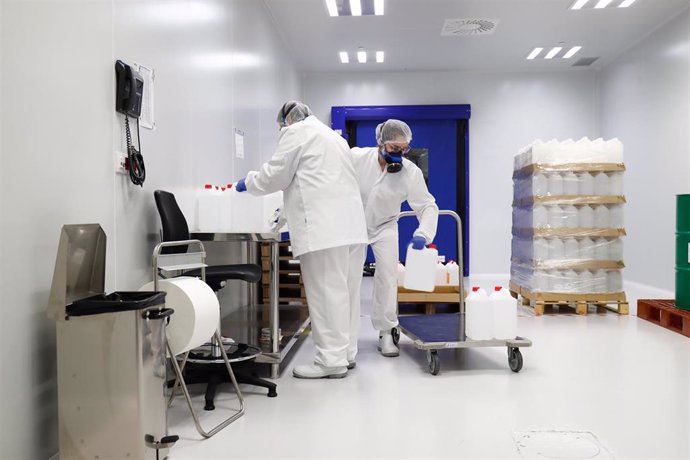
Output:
top-left (190, 231), bottom-right (310, 379)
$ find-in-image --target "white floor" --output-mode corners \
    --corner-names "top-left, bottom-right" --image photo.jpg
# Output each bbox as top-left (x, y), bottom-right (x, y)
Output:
top-left (168, 278), bottom-right (690, 460)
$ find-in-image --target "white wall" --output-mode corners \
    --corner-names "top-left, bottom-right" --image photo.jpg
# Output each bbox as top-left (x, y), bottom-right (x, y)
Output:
top-left (0, 1), bottom-right (299, 458)
top-left (598, 6), bottom-right (690, 291)
top-left (303, 70), bottom-right (599, 274)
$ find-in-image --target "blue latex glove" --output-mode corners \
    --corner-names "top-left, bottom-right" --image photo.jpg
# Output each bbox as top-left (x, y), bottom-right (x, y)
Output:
top-left (235, 178), bottom-right (247, 192)
top-left (410, 236), bottom-right (426, 250)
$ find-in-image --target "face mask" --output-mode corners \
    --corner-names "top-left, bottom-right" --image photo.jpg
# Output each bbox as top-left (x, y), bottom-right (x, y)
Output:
top-left (380, 148), bottom-right (403, 173)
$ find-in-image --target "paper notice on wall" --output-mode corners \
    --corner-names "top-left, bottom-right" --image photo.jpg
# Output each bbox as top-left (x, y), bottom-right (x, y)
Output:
top-left (135, 63), bottom-right (155, 130)
top-left (235, 129), bottom-right (245, 159)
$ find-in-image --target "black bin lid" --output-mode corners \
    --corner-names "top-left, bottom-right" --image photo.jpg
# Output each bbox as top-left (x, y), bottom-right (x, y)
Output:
top-left (67, 291), bottom-right (166, 317)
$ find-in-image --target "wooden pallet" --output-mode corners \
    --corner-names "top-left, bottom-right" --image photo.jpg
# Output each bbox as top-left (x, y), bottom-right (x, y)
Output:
top-left (398, 286), bottom-right (464, 314)
top-left (509, 282), bottom-right (628, 316)
top-left (637, 299), bottom-right (690, 338)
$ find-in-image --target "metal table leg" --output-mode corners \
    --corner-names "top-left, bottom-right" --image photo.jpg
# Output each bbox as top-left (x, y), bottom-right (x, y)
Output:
top-left (270, 240), bottom-right (280, 379)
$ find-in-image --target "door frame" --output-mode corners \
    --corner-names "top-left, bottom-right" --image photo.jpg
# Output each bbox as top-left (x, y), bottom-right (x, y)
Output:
top-left (331, 104), bottom-right (471, 275)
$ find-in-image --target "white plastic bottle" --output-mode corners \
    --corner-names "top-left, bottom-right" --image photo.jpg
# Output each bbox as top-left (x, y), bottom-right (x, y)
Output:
top-left (534, 173), bottom-right (548, 196)
top-left (609, 172), bottom-right (624, 196)
top-left (403, 244), bottom-right (438, 292)
top-left (445, 261), bottom-right (460, 286)
top-left (548, 237), bottom-right (566, 260)
top-left (579, 269), bottom-right (594, 294)
top-left (563, 171), bottom-right (579, 196)
top-left (578, 172), bottom-right (595, 195)
top-left (534, 238), bottom-right (549, 260)
top-left (548, 205), bottom-right (565, 229)
top-left (593, 172), bottom-right (610, 196)
top-left (548, 270), bottom-right (564, 292)
top-left (466, 287), bottom-right (493, 341)
top-left (594, 205), bottom-right (610, 229)
top-left (594, 237), bottom-right (609, 261)
top-left (435, 261), bottom-right (447, 286)
top-left (563, 204), bottom-right (579, 228)
top-left (564, 269), bottom-right (579, 293)
top-left (564, 237), bottom-right (579, 260)
top-left (594, 269), bottom-right (608, 293)
top-left (609, 205), bottom-right (624, 228)
top-left (607, 270), bottom-right (623, 293)
top-left (534, 205), bottom-right (548, 228)
top-left (490, 287), bottom-right (517, 340)
top-left (580, 237), bottom-right (595, 260)
top-left (579, 205), bottom-right (594, 228)
top-left (397, 262), bottom-right (406, 286)
top-left (609, 238), bottom-right (624, 261)
top-left (548, 172), bottom-right (564, 196)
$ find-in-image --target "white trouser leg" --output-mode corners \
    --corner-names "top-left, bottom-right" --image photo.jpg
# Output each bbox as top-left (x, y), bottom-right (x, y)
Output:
top-left (347, 244), bottom-right (367, 362)
top-left (371, 233), bottom-right (399, 332)
top-left (300, 246), bottom-right (351, 368)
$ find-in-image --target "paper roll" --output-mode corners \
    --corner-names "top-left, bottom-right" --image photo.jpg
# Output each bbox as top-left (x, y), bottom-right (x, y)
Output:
top-left (140, 276), bottom-right (219, 356)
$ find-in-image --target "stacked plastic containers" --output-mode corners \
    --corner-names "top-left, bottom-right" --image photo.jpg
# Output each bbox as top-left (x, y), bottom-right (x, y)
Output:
top-left (196, 184), bottom-right (284, 233)
top-left (510, 138), bottom-right (626, 294)
top-left (465, 286), bottom-right (517, 340)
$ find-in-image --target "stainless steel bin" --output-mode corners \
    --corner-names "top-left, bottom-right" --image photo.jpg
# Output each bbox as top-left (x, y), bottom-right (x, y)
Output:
top-left (47, 224), bottom-right (176, 459)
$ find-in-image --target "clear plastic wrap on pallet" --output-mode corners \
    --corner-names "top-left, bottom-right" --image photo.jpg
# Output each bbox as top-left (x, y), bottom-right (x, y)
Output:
top-left (511, 236), bottom-right (624, 263)
top-left (512, 204), bottom-right (625, 229)
top-left (514, 137), bottom-right (624, 171)
top-left (510, 264), bottom-right (624, 293)
top-left (513, 171), bottom-right (624, 199)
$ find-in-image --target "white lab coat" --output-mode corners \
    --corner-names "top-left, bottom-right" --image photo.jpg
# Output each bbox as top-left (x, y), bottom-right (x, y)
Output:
top-left (351, 147), bottom-right (439, 331)
top-left (245, 116), bottom-right (368, 367)
top-left (350, 147), bottom-right (438, 244)
top-left (246, 116), bottom-right (368, 257)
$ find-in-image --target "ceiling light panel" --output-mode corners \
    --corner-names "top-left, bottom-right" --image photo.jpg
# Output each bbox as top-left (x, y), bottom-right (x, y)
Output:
top-left (357, 49), bottom-right (367, 63)
top-left (325, 0), bottom-right (385, 16)
top-left (376, 51), bottom-right (384, 63)
top-left (527, 47), bottom-right (543, 60)
top-left (339, 51), bottom-right (349, 63)
top-left (571, 0), bottom-right (634, 9)
top-left (563, 46), bottom-right (582, 59)
top-left (545, 47), bottom-right (563, 59)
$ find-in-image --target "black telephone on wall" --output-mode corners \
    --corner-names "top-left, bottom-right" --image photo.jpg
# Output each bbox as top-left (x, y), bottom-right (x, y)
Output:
top-left (115, 60), bottom-right (146, 186)
top-left (115, 60), bottom-right (144, 117)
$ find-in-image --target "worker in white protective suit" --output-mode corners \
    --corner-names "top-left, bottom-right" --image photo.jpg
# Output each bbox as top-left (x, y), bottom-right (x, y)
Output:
top-left (350, 120), bottom-right (439, 357)
top-left (234, 101), bottom-right (368, 379)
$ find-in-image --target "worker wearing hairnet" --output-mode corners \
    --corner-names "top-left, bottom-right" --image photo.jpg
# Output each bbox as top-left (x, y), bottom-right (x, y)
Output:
top-left (235, 101), bottom-right (368, 379)
top-left (351, 120), bottom-right (439, 357)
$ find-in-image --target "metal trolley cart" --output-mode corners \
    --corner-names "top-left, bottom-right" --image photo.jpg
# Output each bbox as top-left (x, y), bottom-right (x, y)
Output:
top-left (395, 210), bottom-right (532, 375)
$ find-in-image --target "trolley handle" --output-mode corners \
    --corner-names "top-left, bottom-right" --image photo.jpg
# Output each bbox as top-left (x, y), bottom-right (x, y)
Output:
top-left (398, 210), bottom-right (465, 315)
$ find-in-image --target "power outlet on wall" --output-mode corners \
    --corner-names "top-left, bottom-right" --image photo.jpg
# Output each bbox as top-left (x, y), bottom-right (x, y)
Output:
top-left (115, 151), bottom-right (128, 174)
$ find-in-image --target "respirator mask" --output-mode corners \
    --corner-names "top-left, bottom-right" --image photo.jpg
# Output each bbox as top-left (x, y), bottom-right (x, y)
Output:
top-left (379, 145), bottom-right (410, 174)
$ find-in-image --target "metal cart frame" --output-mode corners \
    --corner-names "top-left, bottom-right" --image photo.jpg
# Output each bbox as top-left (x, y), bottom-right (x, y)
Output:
top-left (396, 210), bottom-right (532, 375)
top-left (153, 239), bottom-right (260, 438)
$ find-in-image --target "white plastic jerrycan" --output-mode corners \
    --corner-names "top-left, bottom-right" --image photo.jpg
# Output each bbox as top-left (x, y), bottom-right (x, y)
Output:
top-left (434, 261), bottom-right (447, 286)
top-left (445, 260), bottom-right (460, 286)
top-left (490, 286), bottom-right (517, 340)
top-left (403, 244), bottom-right (438, 292)
top-left (465, 287), bottom-right (493, 341)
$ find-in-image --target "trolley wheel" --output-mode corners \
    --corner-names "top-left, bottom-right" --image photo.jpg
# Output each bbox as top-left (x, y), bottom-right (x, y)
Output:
top-left (427, 350), bottom-right (440, 375)
top-left (391, 327), bottom-right (400, 345)
top-left (508, 348), bottom-right (523, 373)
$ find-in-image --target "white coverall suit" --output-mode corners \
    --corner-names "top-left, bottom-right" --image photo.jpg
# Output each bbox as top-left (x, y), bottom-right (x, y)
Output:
top-left (351, 147), bottom-right (439, 332)
top-left (245, 116), bottom-right (368, 368)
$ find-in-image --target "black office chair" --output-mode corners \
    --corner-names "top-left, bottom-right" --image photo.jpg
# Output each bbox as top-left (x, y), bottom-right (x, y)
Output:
top-left (154, 190), bottom-right (277, 408)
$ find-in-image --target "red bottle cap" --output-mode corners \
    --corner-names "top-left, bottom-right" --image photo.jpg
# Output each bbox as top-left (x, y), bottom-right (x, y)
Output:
top-left (429, 244), bottom-right (437, 249)
top-left (227, 184), bottom-right (233, 188)
top-left (472, 287), bottom-right (480, 292)
top-left (204, 184), bottom-right (212, 189)
top-left (221, 187), bottom-right (226, 191)
top-left (495, 286), bottom-right (502, 291)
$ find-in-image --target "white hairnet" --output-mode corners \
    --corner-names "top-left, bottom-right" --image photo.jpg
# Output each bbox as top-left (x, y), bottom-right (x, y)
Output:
top-left (277, 101), bottom-right (312, 127)
top-left (377, 119), bottom-right (412, 145)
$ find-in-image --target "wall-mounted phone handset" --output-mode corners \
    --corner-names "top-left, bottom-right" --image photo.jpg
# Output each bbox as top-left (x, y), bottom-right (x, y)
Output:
top-left (115, 59), bottom-right (146, 186)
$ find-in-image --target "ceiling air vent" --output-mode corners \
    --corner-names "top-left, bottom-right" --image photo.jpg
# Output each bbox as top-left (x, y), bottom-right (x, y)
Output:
top-left (573, 57), bottom-right (599, 66)
top-left (441, 18), bottom-right (499, 36)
